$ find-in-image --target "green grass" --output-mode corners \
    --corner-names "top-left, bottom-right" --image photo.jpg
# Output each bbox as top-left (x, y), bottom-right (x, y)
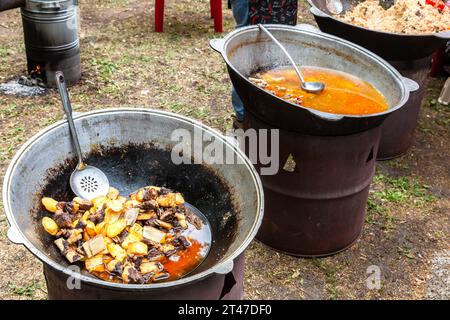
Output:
top-left (9, 281), bottom-right (44, 297)
top-left (311, 259), bottom-right (340, 300)
top-left (0, 103), bottom-right (19, 118)
top-left (373, 174), bottom-right (435, 204)
top-left (367, 174), bottom-right (435, 231)
top-left (397, 246), bottom-right (415, 260)
top-left (91, 58), bottom-right (119, 82)
top-left (0, 46), bottom-right (8, 58)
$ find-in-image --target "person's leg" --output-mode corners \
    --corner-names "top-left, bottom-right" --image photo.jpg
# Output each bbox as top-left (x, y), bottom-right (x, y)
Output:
top-left (231, 0), bottom-right (249, 28)
top-left (230, 0), bottom-right (248, 125)
top-left (232, 88), bottom-right (245, 122)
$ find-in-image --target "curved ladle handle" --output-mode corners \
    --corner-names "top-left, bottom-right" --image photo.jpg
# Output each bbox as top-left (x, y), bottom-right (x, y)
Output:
top-left (258, 24), bottom-right (306, 85)
top-left (55, 71), bottom-right (84, 169)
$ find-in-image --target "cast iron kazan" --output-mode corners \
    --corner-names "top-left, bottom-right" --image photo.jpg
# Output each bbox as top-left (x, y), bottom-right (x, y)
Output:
top-left (307, 0), bottom-right (450, 158)
top-left (211, 24), bottom-right (418, 136)
top-left (3, 108), bottom-right (264, 299)
top-left (211, 24), bottom-right (417, 256)
top-left (307, 0), bottom-right (450, 61)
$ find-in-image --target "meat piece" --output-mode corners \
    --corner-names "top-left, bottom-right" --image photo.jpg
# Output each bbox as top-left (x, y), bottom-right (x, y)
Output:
top-left (140, 200), bottom-right (158, 211)
top-left (114, 262), bottom-right (123, 275)
top-left (73, 197), bottom-right (93, 210)
top-left (153, 272), bottom-right (170, 282)
top-left (174, 212), bottom-right (188, 230)
top-left (147, 248), bottom-right (165, 261)
top-left (133, 256), bottom-right (143, 269)
top-left (54, 238), bottom-right (83, 263)
top-left (185, 210), bottom-right (203, 230)
top-left (154, 219), bottom-right (172, 230)
top-left (178, 236), bottom-right (191, 248)
top-left (118, 229), bottom-right (129, 243)
top-left (65, 250), bottom-right (83, 263)
top-left (83, 235), bottom-right (106, 258)
top-left (89, 207), bottom-right (105, 224)
top-left (61, 229), bottom-right (83, 244)
top-left (74, 220), bottom-right (86, 230)
top-left (54, 238), bottom-right (68, 253)
top-left (53, 211), bottom-right (73, 228)
top-left (143, 188), bottom-right (158, 201)
top-left (160, 187), bottom-right (172, 195)
top-left (159, 208), bottom-right (174, 221)
top-left (123, 265), bottom-right (144, 284)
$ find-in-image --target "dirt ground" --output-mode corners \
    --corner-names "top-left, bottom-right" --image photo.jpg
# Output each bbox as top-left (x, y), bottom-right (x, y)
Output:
top-left (0, 1), bottom-right (448, 300)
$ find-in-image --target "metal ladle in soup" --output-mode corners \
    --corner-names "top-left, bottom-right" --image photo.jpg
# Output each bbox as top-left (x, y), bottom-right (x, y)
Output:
top-left (249, 66), bottom-right (389, 115)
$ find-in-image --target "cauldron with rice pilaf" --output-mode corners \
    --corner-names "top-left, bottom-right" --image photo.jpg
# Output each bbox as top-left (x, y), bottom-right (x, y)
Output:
top-left (3, 108), bottom-right (264, 299)
top-left (211, 24), bottom-right (417, 256)
top-left (307, 0), bottom-right (450, 158)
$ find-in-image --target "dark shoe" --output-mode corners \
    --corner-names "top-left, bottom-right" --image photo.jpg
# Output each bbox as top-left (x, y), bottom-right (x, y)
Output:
top-left (232, 115), bottom-right (244, 130)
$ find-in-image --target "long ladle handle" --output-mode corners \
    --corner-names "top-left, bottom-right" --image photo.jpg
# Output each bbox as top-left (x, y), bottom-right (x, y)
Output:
top-left (55, 71), bottom-right (84, 169)
top-left (258, 24), bottom-right (306, 85)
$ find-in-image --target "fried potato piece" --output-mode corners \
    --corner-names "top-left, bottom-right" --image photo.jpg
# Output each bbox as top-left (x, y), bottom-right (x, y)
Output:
top-left (157, 193), bottom-right (184, 207)
top-left (143, 226), bottom-right (166, 244)
top-left (107, 199), bottom-right (124, 213)
top-left (106, 218), bottom-right (127, 238)
top-left (121, 233), bottom-right (142, 249)
top-left (107, 187), bottom-right (120, 200)
top-left (107, 243), bottom-right (127, 261)
top-left (83, 235), bottom-right (106, 258)
top-left (85, 255), bottom-right (104, 272)
top-left (127, 241), bottom-right (148, 255)
top-left (42, 197), bottom-right (59, 213)
top-left (42, 217), bottom-right (59, 235)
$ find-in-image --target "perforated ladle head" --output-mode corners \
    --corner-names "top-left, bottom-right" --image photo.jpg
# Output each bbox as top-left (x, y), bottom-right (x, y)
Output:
top-left (55, 72), bottom-right (110, 200)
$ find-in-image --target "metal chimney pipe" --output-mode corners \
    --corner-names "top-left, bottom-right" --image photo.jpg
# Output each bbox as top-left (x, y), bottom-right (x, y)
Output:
top-left (0, 0), bottom-right (25, 12)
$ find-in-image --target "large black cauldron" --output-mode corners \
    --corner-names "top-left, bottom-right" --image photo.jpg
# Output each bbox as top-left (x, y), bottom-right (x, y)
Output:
top-left (3, 108), bottom-right (264, 299)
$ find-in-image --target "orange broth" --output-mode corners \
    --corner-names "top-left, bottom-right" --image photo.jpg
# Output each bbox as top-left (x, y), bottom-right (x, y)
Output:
top-left (254, 67), bottom-right (389, 115)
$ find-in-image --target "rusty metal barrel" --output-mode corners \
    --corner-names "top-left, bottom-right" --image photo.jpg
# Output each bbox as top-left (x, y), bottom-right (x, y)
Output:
top-left (211, 25), bottom-right (416, 256)
top-left (245, 114), bottom-right (381, 256)
top-left (377, 56), bottom-right (432, 159)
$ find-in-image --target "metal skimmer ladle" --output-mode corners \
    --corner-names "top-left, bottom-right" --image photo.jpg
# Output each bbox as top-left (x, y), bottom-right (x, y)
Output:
top-left (55, 71), bottom-right (110, 200)
top-left (258, 24), bottom-right (325, 94)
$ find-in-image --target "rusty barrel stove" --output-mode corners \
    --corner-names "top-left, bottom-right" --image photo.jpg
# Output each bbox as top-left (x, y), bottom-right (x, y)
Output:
top-left (211, 25), bottom-right (417, 256)
top-left (22, 0), bottom-right (81, 87)
top-left (3, 109), bottom-right (264, 299)
top-left (308, 0), bottom-right (450, 159)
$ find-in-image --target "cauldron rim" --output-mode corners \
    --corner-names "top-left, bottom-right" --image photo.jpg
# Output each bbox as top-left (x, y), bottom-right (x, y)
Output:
top-left (213, 24), bottom-right (413, 120)
top-left (306, 0), bottom-right (450, 39)
top-left (3, 107), bottom-right (264, 290)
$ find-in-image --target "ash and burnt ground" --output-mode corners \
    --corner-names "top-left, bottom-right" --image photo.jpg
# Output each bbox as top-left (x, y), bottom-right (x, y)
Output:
top-left (0, 0), bottom-right (448, 300)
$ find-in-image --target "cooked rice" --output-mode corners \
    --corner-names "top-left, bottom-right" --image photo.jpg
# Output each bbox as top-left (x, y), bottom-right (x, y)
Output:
top-left (341, 0), bottom-right (450, 34)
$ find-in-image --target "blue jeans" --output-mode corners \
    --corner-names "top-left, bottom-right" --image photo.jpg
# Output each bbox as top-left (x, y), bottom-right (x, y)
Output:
top-left (230, 0), bottom-right (249, 122)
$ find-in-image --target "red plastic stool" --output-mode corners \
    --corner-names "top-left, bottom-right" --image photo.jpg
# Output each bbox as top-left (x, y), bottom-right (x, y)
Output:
top-left (430, 45), bottom-right (446, 78)
top-left (154, 0), bottom-right (222, 33)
